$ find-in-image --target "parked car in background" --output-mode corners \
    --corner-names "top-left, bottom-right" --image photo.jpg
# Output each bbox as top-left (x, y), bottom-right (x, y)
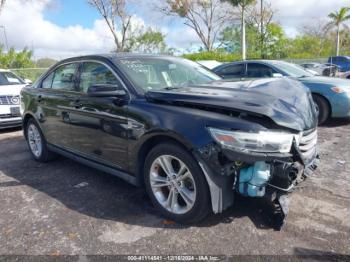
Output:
top-left (213, 60), bottom-right (350, 124)
top-left (328, 56), bottom-right (350, 72)
top-left (339, 71), bottom-right (350, 79)
top-left (21, 54), bottom-right (319, 228)
top-left (0, 69), bottom-right (29, 129)
top-left (300, 62), bottom-right (339, 77)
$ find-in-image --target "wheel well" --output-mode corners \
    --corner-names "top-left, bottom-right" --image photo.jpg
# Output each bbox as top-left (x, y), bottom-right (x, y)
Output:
top-left (136, 135), bottom-right (192, 186)
top-left (22, 114), bottom-right (34, 139)
top-left (312, 93), bottom-right (332, 116)
top-left (347, 75), bottom-right (350, 79)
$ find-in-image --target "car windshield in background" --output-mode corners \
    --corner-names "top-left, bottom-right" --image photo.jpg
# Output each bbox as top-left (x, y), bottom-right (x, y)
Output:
top-left (116, 57), bottom-right (221, 93)
top-left (271, 61), bottom-right (313, 78)
top-left (0, 71), bottom-right (25, 86)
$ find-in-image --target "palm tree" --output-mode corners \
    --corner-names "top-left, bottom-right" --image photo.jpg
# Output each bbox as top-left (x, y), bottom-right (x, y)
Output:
top-left (327, 7), bottom-right (350, 56)
top-left (222, 0), bottom-right (256, 60)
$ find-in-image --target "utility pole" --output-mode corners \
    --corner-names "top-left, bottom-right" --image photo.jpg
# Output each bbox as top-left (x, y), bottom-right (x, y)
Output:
top-left (0, 25), bottom-right (8, 52)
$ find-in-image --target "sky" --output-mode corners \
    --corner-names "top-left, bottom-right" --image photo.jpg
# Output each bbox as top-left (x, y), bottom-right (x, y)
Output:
top-left (0, 0), bottom-right (348, 60)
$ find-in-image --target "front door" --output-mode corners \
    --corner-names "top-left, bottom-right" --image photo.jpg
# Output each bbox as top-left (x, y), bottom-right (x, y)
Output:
top-left (68, 61), bottom-right (129, 171)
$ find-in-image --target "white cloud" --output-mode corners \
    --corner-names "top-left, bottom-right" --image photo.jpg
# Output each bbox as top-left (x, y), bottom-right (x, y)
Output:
top-left (0, 0), bottom-right (144, 59)
top-left (271, 0), bottom-right (350, 36)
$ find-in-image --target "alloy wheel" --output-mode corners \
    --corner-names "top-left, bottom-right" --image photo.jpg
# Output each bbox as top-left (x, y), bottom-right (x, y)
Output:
top-left (149, 155), bottom-right (196, 214)
top-left (27, 124), bottom-right (43, 158)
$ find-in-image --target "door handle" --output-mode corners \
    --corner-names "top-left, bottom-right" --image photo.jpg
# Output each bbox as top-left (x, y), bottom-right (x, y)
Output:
top-left (37, 95), bottom-right (43, 103)
top-left (73, 99), bottom-right (83, 109)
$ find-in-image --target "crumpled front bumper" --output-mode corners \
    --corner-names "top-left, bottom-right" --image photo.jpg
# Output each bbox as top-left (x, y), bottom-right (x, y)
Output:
top-left (194, 138), bottom-right (319, 215)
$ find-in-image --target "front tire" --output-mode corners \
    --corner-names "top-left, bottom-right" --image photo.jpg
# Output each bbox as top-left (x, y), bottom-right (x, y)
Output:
top-left (144, 143), bottom-right (211, 224)
top-left (26, 118), bottom-right (56, 162)
top-left (312, 94), bottom-right (330, 125)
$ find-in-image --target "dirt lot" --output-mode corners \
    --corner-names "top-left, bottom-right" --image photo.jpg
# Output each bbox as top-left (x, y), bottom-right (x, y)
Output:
top-left (0, 120), bottom-right (349, 257)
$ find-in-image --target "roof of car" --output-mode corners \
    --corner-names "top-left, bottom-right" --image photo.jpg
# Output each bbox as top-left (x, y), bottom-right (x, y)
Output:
top-left (58, 53), bottom-right (175, 64)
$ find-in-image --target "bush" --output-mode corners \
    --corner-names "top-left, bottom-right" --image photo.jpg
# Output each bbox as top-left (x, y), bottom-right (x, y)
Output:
top-left (182, 51), bottom-right (241, 62)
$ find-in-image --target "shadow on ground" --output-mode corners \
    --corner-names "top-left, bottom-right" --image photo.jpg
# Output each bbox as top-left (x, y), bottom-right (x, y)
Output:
top-left (0, 134), bottom-right (279, 231)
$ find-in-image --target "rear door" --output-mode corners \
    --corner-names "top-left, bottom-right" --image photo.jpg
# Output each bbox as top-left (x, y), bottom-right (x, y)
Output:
top-left (37, 62), bottom-right (80, 150)
top-left (67, 61), bottom-right (129, 170)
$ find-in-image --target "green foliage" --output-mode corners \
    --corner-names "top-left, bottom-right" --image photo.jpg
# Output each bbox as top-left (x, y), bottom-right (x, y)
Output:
top-left (36, 58), bottom-right (57, 68)
top-left (183, 51), bottom-right (241, 62)
top-left (218, 23), bottom-right (288, 59)
top-left (286, 35), bottom-right (333, 59)
top-left (0, 46), bottom-right (35, 68)
top-left (0, 45), bottom-right (46, 81)
top-left (132, 28), bottom-right (167, 53)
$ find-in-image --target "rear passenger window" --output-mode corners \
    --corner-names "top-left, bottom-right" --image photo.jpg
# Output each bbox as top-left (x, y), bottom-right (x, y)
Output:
top-left (41, 72), bottom-right (54, 89)
top-left (51, 63), bottom-right (78, 91)
top-left (247, 63), bottom-right (275, 78)
top-left (219, 64), bottom-right (244, 77)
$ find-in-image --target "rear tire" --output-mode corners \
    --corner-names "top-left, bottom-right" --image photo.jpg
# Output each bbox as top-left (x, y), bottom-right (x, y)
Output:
top-left (144, 143), bottom-right (211, 224)
top-left (25, 118), bottom-right (56, 162)
top-left (312, 94), bottom-right (330, 125)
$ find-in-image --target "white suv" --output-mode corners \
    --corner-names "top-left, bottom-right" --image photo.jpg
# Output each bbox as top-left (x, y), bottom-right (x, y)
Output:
top-left (0, 69), bottom-right (29, 129)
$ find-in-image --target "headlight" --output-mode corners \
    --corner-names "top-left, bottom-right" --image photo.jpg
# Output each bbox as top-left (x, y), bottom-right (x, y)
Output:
top-left (208, 128), bottom-right (299, 154)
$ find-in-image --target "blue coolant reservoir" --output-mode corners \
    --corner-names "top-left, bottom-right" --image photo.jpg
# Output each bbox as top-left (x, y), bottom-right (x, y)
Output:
top-left (239, 162), bottom-right (271, 197)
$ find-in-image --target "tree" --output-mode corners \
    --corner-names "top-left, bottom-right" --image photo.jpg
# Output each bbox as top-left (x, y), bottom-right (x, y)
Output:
top-left (222, 0), bottom-right (256, 60)
top-left (246, 0), bottom-right (274, 58)
top-left (36, 58), bottom-right (58, 68)
top-left (88, 0), bottom-right (133, 52)
top-left (0, 46), bottom-right (35, 68)
top-left (327, 7), bottom-right (350, 56)
top-left (301, 20), bottom-right (332, 57)
top-left (132, 28), bottom-right (167, 53)
top-left (161, 0), bottom-right (234, 51)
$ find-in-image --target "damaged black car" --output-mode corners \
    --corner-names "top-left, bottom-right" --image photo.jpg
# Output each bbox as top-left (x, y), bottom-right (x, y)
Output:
top-left (20, 54), bottom-right (319, 229)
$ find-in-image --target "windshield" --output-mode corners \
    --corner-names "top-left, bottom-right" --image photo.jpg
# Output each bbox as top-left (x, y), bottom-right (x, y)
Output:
top-left (270, 61), bottom-right (313, 78)
top-left (0, 71), bottom-right (25, 86)
top-left (115, 57), bottom-right (221, 93)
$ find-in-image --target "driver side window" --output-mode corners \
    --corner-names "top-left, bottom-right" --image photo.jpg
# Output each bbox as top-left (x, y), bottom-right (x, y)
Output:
top-left (79, 62), bottom-right (121, 93)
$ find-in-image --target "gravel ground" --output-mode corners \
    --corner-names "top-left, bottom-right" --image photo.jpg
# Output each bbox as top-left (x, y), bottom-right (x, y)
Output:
top-left (0, 120), bottom-right (349, 257)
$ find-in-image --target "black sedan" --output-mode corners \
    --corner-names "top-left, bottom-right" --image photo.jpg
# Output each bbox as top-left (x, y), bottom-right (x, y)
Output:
top-left (20, 54), bottom-right (318, 227)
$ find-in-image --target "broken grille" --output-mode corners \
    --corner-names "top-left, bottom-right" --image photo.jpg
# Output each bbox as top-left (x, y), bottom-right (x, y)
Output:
top-left (299, 128), bottom-right (317, 162)
top-left (0, 96), bottom-right (20, 105)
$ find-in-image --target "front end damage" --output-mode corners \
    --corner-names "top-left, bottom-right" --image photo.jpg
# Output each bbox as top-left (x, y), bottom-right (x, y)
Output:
top-left (195, 128), bottom-right (319, 230)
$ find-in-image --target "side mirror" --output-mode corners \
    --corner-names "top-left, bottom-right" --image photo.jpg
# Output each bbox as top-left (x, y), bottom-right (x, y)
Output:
top-left (272, 73), bottom-right (283, 78)
top-left (24, 78), bottom-right (32, 84)
top-left (87, 84), bottom-right (127, 98)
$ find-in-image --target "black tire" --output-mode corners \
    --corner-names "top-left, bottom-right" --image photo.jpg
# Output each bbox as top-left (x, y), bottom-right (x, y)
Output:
top-left (25, 118), bottom-right (56, 162)
top-left (144, 143), bottom-right (211, 224)
top-left (312, 94), bottom-right (330, 125)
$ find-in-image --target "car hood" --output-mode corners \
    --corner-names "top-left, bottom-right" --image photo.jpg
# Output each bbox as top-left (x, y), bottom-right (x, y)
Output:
top-left (299, 76), bottom-right (350, 87)
top-left (0, 84), bottom-right (26, 96)
top-left (146, 78), bottom-right (317, 131)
